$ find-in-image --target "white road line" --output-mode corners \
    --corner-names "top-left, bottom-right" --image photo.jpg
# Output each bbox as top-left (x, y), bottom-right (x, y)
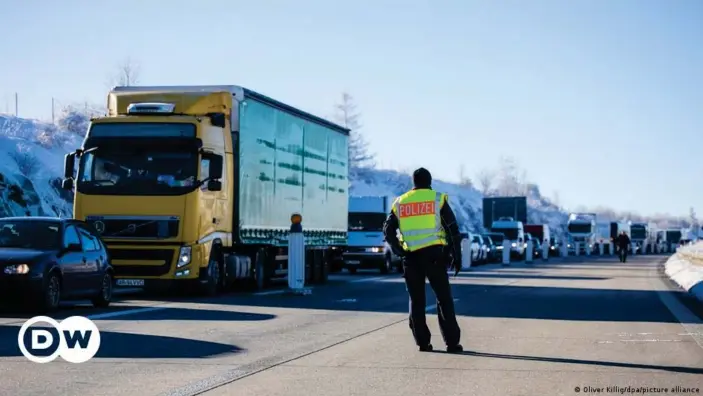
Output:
top-left (252, 289), bottom-right (288, 296)
top-left (87, 306), bottom-right (167, 320)
top-left (349, 276), bottom-right (385, 283)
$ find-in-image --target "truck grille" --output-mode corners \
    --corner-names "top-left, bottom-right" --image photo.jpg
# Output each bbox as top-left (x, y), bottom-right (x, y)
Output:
top-left (108, 248), bottom-right (174, 277)
top-left (86, 216), bottom-right (179, 239)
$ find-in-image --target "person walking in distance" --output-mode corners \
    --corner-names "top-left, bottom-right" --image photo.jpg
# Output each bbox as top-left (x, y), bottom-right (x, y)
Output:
top-left (617, 231), bottom-right (631, 262)
top-left (383, 167), bottom-right (463, 353)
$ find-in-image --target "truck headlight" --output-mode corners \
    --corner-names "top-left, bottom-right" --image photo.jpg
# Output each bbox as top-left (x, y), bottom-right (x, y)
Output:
top-left (366, 247), bottom-right (383, 253)
top-left (3, 264), bottom-right (29, 275)
top-left (511, 243), bottom-right (517, 247)
top-left (178, 246), bottom-right (191, 268)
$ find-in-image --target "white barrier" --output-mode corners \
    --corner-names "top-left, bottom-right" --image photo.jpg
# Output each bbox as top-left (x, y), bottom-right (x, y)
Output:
top-left (631, 243), bottom-right (637, 255)
top-left (671, 243), bottom-right (677, 253)
top-left (288, 213), bottom-right (310, 295)
top-left (560, 239), bottom-right (568, 257)
top-left (526, 241), bottom-right (533, 263)
top-left (598, 244), bottom-right (604, 255)
top-left (461, 238), bottom-right (472, 269)
top-left (502, 240), bottom-right (511, 265)
top-left (585, 244), bottom-right (591, 256)
top-left (574, 242), bottom-right (580, 256)
top-left (542, 242), bottom-right (548, 260)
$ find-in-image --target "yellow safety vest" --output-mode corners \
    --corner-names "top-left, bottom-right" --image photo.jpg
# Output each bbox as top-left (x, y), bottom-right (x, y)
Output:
top-left (391, 189), bottom-right (448, 252)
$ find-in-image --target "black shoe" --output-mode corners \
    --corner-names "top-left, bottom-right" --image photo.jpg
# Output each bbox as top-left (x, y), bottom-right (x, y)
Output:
top-left (419, 344), bottom-right (433, 352)
top-left (446, 344), bottom-right (463, 353)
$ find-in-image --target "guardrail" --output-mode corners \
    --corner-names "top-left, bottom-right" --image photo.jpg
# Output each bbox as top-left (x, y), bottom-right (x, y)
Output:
top-left (676, 241), bottom-right (703, 265)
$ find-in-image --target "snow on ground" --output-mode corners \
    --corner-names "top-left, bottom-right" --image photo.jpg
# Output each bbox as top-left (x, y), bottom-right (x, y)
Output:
top-left (0, 114), bottom-right (569, 235)
top-left (665, 242), bottom-right (703, 303)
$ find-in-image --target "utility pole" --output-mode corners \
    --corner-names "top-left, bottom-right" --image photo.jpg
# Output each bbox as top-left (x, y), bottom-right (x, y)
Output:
top-left (14, 93), bottom-right (18, 116)
top-left (52, 97), bottom-right (55, 123)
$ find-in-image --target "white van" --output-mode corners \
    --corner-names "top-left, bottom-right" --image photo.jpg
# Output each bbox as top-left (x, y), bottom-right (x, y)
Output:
top-left (343, 196), bottom-right (401, 274)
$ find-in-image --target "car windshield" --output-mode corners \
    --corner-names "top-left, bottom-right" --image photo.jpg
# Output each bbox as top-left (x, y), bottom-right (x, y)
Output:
top-left (78, 148), bottom-right (199, 196)
top-left (348, 213), bottom-right (386, 232)
top-left (488, 233), bottom-right (504, 243)
top-left (0, 221), bottom-right (61, 250)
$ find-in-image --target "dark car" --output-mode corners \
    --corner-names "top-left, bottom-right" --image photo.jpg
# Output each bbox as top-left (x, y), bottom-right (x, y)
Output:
top-left (0, 217), bottom-right (114, 312)
top-left (481, 234), bottom-right (500, 263)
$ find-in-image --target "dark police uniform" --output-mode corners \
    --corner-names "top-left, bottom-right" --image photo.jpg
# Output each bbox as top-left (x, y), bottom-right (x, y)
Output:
top-left (383, 180), bottom-right (464, 353)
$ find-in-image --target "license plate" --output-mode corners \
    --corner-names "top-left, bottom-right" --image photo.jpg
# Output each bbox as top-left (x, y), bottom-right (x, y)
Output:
top-left (116, 279), bottom-right (145, 287)
top-left (345, 260), bottom-right (360, 265)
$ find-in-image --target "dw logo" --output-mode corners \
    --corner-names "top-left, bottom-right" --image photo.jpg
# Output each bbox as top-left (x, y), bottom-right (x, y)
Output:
top-left (17, 316), bottom-right (101, 363)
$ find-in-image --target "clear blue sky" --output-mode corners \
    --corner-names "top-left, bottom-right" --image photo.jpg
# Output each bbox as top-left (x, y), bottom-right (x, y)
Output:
top-left (1, 0), bottom-right (701, 217)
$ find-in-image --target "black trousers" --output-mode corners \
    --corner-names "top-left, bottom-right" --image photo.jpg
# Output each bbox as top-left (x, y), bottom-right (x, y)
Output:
top-left (619, 246), bottom-right (628, 262)
top-left (402, 245), bottom-right (461, 347)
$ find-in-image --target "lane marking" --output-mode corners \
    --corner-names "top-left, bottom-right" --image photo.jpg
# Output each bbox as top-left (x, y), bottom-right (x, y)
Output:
top-left (88, 306), bottom-right (167, 320)
top-left (252, 289), bottom-right (288, 296)
top-left (349, 276), bottom-right (385, 283)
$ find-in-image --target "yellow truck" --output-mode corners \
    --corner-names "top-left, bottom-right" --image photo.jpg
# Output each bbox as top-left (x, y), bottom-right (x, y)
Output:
top-left (61, 85), bottom-right (350, 295)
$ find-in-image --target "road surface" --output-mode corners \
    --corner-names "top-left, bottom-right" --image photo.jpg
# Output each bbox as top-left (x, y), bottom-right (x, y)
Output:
top-left (1, 254), bottom-right (702, 396)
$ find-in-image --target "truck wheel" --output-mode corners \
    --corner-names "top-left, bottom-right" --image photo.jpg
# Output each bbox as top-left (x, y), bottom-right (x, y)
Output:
top-left (200, 246), bottom-right (223, 296)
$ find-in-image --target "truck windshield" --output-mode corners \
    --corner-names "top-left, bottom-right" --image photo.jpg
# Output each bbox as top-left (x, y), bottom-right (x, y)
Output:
top-left (348, 213), bottom-right (386, 232)
top-left (492, 228), bottom-right (518, 240)
top-left (568, 224), bottom-right (592, 233)
top-left (77, 148), bottom-right (198, 196)
top-left (631, 227), bottom-right (646, 239)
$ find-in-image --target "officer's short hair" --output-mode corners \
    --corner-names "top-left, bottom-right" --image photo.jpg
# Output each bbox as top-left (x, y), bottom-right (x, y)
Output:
top-left (413, 167), bottom-right (432, 188)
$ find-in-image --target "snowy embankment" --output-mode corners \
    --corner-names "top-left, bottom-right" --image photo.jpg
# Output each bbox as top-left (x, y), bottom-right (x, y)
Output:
top-left (0, 113), bottom-right (569, 235)
top-left (665, 242), bottom-right (703, 303)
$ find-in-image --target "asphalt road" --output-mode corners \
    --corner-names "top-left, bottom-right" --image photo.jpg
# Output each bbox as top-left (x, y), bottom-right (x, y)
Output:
top-left (1, 253), bottom-right (702, 396)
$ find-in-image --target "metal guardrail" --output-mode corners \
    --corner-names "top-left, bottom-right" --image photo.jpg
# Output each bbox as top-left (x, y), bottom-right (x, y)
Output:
top-left (677, 241), bottom-right (703, 265)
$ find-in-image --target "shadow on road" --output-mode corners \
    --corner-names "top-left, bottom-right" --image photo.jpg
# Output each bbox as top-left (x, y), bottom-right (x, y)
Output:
top-left (0, 325), bottom-right (241, 359)
top-left (430, 350), bottom-right (703, 375)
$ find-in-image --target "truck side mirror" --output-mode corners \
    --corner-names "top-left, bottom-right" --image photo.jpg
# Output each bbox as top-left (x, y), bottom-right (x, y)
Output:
top-left (63, 152), bottom-right (75, 179)
top-left (61, 179), bottom-right (74, 190)
top-left (207, 154), bottom-right (223, 180)
top-left (206, 180), bottom-right (222, 191)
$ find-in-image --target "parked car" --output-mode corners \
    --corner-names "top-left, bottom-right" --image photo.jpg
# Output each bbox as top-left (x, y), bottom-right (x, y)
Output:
top-left (481, 234), bottom-right (500, 263)
top-left (532, 237), bottom-right (542, 258)
top-left (471, 233), bottom-right (488, 264)
top-left (460, 232), bottom-right (480, 263)
top-left (548, 237), bottom-right (560, 256)
top-left (0, 217), bottom-right (114, 312)
top-left (484, 231), bottom-right (506, 260)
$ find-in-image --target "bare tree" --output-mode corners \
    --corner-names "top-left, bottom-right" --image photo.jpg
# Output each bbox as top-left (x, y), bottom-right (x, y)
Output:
top-left (110, 57), bottom-right (140, 87)
top-left (9, 143), bottom-right (39, 178)
top-left (333, 92), bottom-right (375, 169)
top-left (476, 168), bottom-right (495, 196)
top-left (552, 191), bottom-right (560, 208)
top-left (457, 164), bottom-right (473, 188)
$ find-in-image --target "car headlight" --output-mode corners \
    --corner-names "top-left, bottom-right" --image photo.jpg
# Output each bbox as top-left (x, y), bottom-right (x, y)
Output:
top-left (550, 246), bottom-right (555, 249)
top-left (486, 248), bottom-right (490, 252)
top-left (511, 243), bottom-right (517, 247)
top-left (4, 264), bottom-right (29, 275)
top-left (568, 244), bottom-right (572, 248)
top-left (178, 246), bottom-right (192, 268)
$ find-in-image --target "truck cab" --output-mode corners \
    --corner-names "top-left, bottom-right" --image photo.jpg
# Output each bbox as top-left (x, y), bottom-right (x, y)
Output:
top-left (343, 196), bottom-right (400, 274)
top-left (491, 217), bottom-right (525, 259)
top-left (567, 213), bottom-right (597, 254)
top-left (629, 222), bottom-right (648, 253)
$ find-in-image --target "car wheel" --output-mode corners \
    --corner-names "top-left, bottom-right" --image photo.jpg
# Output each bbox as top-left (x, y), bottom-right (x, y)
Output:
top-left (41, 272), bottom-right (61, 313)
top-left (381, 255), bottom-right (390, 274)
top-left (92, 272), bottom-right (113, 308)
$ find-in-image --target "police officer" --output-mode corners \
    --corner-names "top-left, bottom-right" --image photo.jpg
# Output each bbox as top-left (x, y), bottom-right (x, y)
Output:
top-left (383, 167), bottom-right (463, 353)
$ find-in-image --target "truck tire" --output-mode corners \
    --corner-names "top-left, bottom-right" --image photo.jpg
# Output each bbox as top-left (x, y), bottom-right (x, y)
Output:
top-left (200, 246), bottom-right (223, 296)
